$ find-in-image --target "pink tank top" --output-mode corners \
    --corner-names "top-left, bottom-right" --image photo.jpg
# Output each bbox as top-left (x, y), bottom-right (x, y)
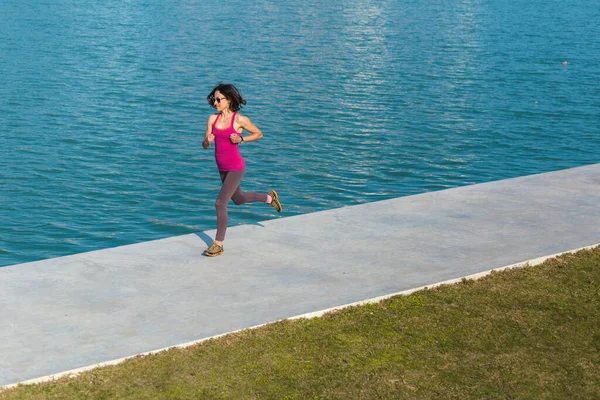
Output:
top-left (212, 112), bottom-right (245, 171)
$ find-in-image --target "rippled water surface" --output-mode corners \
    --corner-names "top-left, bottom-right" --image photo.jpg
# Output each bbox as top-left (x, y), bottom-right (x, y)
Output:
top-left (1, 0), bottom-right (599, 266)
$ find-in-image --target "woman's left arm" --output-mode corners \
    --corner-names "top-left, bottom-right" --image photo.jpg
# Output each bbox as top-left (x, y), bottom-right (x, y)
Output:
top-left (231, 115), bottom-right (263, 144)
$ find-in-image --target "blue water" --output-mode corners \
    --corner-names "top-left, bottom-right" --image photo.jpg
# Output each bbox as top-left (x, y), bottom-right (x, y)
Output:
top-left (1, 0), bottom-right (599, 267)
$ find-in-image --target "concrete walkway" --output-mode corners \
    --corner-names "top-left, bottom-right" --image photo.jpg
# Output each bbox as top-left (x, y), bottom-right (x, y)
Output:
top-left (2, 164), bottom-right (600, 387)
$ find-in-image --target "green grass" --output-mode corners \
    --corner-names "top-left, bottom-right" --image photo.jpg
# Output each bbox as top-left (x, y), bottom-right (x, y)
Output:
top-left (2, 247), bottom-right (600, 399)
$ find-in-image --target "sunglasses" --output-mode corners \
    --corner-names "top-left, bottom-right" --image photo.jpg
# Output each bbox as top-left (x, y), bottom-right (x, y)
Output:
top-left (214, 97), bottom-right (227, 103)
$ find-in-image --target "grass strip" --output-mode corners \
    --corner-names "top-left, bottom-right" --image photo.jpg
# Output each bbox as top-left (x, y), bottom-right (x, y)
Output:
top-left (2, 247), bottom-right (600, 399)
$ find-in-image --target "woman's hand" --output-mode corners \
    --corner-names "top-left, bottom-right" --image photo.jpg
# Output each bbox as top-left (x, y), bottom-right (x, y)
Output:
top-left (229, 134), bottom-right (243, 144)
top-left (203, 115), bottom-right (217, 149)
top-left (202, 132), bottom-right (214, 149)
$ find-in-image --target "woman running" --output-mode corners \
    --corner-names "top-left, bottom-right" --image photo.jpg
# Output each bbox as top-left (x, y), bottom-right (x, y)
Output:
top-left (202, 83), bottom-right (282, 257)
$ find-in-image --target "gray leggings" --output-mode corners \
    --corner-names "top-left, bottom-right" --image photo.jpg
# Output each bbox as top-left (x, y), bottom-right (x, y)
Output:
top-left (215, 169), bottom-right (268, 241)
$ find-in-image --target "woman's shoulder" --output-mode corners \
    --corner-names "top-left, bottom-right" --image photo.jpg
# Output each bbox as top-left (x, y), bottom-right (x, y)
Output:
top-left (207, 113), bottom-right (219, 123)
top-left (234, 113), bottom-right (250, 122)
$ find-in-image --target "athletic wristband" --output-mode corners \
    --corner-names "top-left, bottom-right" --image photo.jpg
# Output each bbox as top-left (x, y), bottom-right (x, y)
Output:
top-left (240, 135), bottom-right (244, 143)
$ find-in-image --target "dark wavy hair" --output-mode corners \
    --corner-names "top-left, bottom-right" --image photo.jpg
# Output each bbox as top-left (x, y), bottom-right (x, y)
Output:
top-left (207, 83), bottom-right (247, 112)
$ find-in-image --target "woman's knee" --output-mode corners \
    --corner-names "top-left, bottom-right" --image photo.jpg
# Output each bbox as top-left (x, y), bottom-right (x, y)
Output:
top-left (215, 198), bottom-right (226, 211)
top-left (231, 195), bottom-right (245, 206)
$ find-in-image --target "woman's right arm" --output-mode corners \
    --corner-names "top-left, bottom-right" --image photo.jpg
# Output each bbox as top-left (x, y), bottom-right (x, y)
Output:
top-left (202, 115), bottom-right (216, 149)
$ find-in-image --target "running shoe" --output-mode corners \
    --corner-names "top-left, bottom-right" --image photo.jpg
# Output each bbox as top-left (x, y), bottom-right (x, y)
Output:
top-left (268, 189), bottom-right (282, 213)
top-left (203, 242), bottom-right (224, 257)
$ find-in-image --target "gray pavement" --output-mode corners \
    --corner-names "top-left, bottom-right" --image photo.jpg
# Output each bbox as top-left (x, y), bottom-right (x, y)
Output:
top-left (1, 164), bottom-right (600, 387)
